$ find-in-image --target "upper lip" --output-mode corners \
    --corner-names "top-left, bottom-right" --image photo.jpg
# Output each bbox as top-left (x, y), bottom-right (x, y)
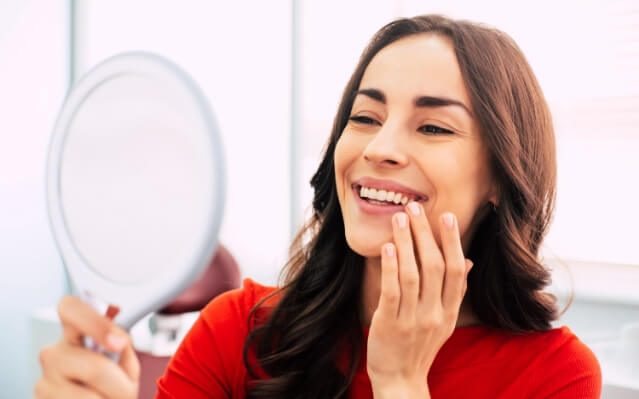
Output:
top-left (351, 177), bottom-right (428, 201)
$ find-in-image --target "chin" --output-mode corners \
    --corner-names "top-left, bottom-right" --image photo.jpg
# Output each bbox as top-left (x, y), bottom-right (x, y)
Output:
top-left (344, 225), bottom-right (391, 258)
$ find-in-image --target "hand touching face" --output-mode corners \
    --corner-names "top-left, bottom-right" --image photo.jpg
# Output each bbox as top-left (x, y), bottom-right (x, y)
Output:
top-left (366, 202), bottom-right (472, 396)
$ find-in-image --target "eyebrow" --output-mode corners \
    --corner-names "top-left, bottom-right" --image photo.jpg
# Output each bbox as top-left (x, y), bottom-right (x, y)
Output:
top-left (354, 88), bottom-right (473, 117)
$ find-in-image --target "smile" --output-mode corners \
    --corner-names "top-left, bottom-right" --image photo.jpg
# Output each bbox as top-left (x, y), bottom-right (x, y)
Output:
top-left (358, 185), bottom-right (414, 205)
top-left (351, 184), bottom-right (427, 215)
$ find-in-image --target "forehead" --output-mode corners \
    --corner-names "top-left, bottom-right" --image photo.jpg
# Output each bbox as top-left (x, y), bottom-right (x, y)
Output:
top-left (359, 34), bottom-right (471, 107)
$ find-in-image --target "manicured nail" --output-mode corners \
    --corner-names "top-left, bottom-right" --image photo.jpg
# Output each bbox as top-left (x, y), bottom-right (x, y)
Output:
top-left (106, 333), bottom-right (126, 351)
top-left (407, 202), bottom-right (420, 216)
top-left (396, 213), bottom-right (407, 228)
top-left (384, 243), bottom-right (395, 257)
top-left (443, 213), bottom-right (455, 228)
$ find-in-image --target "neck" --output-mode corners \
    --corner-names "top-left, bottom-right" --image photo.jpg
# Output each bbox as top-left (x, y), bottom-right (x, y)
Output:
top-left (360, 256), bottom-right (480, 328)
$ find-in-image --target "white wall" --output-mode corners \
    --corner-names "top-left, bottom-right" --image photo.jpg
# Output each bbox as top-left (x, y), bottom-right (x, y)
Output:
top-left (0, 1), bottom-right (69, 398)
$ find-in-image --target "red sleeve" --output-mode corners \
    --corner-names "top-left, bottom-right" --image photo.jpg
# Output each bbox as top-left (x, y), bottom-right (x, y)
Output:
top-left (529, 327), bottom-right (602, 398)
top-left (156, 278), bottom-right (271, 399)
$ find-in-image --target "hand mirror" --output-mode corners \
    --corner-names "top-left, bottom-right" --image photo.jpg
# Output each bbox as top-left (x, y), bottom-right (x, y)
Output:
top-left (46, 52), bottom-right (226, 335)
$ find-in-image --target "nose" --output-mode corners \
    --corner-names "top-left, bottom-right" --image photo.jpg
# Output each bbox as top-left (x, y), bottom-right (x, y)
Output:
top-left (362, 121), bottom-right (409, 168)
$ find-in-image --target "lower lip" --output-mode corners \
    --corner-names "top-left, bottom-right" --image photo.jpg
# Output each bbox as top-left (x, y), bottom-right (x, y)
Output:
top-left (352, 186), bottom-right (411, 215)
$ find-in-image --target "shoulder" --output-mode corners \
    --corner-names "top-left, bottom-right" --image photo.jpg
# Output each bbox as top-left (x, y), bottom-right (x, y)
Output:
top-left (156, 278), bottom-right (279, 398)
top-left (523, 326), bottom-right (602, 397)
top-left (430, 326), bottom-right (600, 398)
top-left (173, 277), bottom-right (279, 367)
top-left (521, 326), bottom-right (600, 368)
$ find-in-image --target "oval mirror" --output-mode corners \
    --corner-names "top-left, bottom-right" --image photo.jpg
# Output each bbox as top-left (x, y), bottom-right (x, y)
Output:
top-left (46, 52), bottom-right (225, 334)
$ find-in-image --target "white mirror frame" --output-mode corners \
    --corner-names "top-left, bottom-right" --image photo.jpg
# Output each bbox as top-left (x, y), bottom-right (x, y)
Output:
top-left (46, 52), bottom-right (226, 330)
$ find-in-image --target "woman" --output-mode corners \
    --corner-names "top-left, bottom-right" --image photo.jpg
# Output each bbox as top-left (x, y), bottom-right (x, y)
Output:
top-left (35, 14), bottom-right (601, 398)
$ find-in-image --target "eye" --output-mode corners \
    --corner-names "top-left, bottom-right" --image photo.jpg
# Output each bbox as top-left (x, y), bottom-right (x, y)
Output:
top-left (348, 115), bottom-right (380, 125)
top-left (419, 124), bottom-right (454, 135)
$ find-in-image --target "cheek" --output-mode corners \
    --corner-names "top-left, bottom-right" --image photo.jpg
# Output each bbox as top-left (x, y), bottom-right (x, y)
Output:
top-left (333, 132), bottom-right (391, 257)
top-left (333, 137), bottom-right (347, 202)
top-left (423, 149), bottom-right (492, 241)
top-left (333, 132), bottom-right (360, 202)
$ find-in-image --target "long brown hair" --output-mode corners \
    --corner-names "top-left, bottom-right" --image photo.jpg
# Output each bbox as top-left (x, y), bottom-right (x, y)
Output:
top-left (243, 14), bottom-right (558, 398)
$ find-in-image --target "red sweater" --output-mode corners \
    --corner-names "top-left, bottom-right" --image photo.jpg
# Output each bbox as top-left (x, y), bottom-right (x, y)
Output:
top-left (156, 278), bottom-right (601, 398)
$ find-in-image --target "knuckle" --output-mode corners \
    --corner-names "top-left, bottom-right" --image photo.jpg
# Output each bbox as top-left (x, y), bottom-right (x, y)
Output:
top-left (402, 273), bottom-right (419, 287)
top-left (418, 318), bottom-right (435, 331)
top-left (418, 313), bottom-right (443, 331)
top-left (381, 290), bottom-right (399, 303)
top-left (396, 322), bottom-right (413, 336)
top-left (449, 264), bottom-right (466, 279)
top-left (427, 259), bottom-right (444, 274)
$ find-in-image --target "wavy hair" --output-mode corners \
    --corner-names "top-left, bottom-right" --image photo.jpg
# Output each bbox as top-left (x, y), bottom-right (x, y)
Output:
top-left (243, 14), bottom-right (558, 398)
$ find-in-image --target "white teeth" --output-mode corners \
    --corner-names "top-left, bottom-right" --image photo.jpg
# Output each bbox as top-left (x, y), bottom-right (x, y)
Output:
top-left (358, 185), bottom-right (418, 205)
top-left (385, 191), bottom-right (395, 201)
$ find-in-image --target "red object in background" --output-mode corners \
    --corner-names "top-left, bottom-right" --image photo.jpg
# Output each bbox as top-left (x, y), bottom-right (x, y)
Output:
top-left (136, 244), bottom-right (241, 399)
top-left (159, 244), bottom-right (241, 315)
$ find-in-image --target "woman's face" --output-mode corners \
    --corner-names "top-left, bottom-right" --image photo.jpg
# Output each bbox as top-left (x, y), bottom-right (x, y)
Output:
top-left (334, 33), bottom-right (499, 258)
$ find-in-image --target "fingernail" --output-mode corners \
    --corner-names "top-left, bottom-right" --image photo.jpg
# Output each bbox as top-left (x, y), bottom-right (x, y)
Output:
top-left (407, 201), bottom-right (420, 216)
top-left (106, 333), bottom-right (126, 351)
top-left (384, 243), bottom-right (395, 257)
top-left (396, 213), bottom-right (407, 228)
top-left (443, 213), bottom-right (455, 228)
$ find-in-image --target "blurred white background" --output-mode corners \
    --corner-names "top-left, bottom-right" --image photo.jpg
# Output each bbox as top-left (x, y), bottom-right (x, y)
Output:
top-left (1, 1), bottom-right (638, 398)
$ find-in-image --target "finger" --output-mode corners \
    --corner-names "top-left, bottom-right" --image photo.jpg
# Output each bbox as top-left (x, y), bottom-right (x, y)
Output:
top-left (49, 343), bottom-right (137, 399)
top-left (57, 296), bottom-right (127, 353)
top-left (405, 202), bottom-right (445, 305)
top-left (393, 212), bottom-right (419, 322)
top-left (439, 212), bottom-right (467, 309)
top-left (118, 337), bottom-right (141, 381)
top-left (377, 242), bottom-right (400, 317)
top-left (34, 377), bottom-right (105, 399)
top-left (463, 259), bottom-right (474, 294)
